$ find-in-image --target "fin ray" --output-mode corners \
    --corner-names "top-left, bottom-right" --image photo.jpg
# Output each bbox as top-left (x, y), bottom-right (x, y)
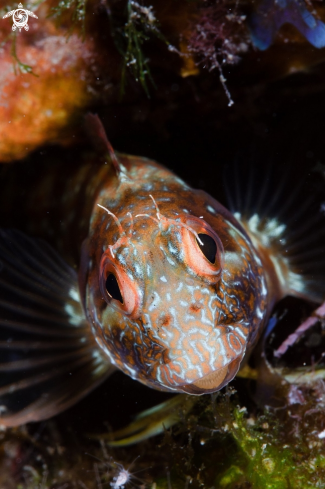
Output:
top-left (0, 249), bottom-right (70, 302)
top-left (0, 318), bottom-right (84, 336)
top-left (0, 347), bottom-right (94, 371)
top-left (0, 299), bottom-right (76, 325)
top-left (225, 159), bottom-right (325, 303)
top-left (0, 276), bottom-right (67, 310)
top-left (0, 233), bottom-right (69, 290)
top-left (0, 229), bottom-right (114, 426)
top-left (0, 339), bottom-right (84, 350)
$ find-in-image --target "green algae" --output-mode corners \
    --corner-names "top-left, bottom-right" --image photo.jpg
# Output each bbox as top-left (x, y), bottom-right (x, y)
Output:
top-left (0, 6), bottom-right (37, 76)
top-left (2, 378), bottom-right (325, 488)
top-left (108, 0), bottom-right (168, 97)
top-left (147, 383), bottom-right (325, 489)
top-left (10, 31), bottom-right (38, 76)
top-left (46, 0), bottom-right (171, 95)
top-left (215, 399), bottom-right (325, 488)
top-left (119, 0), bottom-right (155, 96)
top-left (215, 406), bottom-right (325, 489)
top-left (16, 466), bottom-right (49, 489)
top-left (51, 0), bottom-right (87, 37)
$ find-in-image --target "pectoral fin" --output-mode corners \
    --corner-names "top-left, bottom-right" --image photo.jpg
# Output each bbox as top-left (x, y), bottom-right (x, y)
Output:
top-left (96, 395), bottom-right (195, 446)
top-left (0, 229), bottom-right (114, 427)
top-left (225, 160), bottom-right (325, 304)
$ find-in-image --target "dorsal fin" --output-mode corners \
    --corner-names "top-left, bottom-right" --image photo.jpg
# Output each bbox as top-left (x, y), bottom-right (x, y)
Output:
top-left (85, 113), bottom-right (123, 176)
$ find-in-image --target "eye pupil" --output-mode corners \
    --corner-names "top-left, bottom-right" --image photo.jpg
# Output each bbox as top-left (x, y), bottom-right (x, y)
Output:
top-left (105, 273), bottom-right (123, 303)
top-left (196, 233), bottom-right (217, 264)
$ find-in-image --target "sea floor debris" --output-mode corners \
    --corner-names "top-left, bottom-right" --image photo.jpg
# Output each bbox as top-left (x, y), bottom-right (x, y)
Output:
top-left (1, 370), bottom-right (325, 488)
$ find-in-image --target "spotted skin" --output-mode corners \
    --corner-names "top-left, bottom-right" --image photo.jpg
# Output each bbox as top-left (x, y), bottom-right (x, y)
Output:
top-left (0, 150), bottom-right (274, 396)
top-left (83, 154), bottom-right (270, 394)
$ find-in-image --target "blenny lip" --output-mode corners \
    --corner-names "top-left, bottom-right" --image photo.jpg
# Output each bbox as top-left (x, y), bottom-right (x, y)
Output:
top-left (178, 356), bottom-right (243, 395)
top-left (156, 324), bottom-right (248, 394)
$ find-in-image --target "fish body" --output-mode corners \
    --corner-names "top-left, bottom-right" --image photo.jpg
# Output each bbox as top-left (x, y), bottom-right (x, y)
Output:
top-left (84, 154), bottom-right (269, 394)
top-left (0, 117), bottom-right (323, 425)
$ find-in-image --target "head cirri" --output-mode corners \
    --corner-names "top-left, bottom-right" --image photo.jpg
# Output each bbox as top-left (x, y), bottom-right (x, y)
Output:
top-left (82, 155), bottom-right (268, 396)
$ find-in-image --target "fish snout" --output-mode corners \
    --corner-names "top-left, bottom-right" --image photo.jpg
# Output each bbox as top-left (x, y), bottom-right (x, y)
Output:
top-left (156, 324), bottom-right (248, 394)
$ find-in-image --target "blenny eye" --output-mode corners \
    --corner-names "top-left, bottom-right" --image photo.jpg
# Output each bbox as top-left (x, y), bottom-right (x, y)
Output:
top-left (99, 251), bottom-right (141, 316)
top-left (180, 217), bottom-right (224, 283)
top-left (105, 273), bottom-right (123, 303)
top-left (196, 233), bottom-right (217, 264)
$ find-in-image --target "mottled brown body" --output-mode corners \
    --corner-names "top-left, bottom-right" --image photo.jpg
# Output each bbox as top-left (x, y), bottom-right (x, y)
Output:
top-left (0, 149), bottom-right (277, 398)
top-left (81, 154), bottom-right (271, 393)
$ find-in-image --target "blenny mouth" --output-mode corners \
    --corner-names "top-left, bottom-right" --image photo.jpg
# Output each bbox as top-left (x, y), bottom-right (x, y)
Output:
top-left (176, 356), bottom-right (242, 395)
top-left (155, 322), bottom-right (248, 394)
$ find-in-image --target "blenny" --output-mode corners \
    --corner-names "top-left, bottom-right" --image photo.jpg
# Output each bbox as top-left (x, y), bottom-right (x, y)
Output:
top-left (0, 115), bottom-right (324, 427)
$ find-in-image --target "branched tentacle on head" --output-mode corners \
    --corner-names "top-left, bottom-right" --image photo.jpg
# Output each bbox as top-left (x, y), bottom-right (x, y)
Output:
top-left (135, 194), bottom-right (204, 245)
top-left (97, 204), bottom-right (133, 258)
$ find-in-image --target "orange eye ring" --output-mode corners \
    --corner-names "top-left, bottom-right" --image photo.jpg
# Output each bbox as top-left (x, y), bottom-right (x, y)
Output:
top-left (181, 217), bottom-right (224, 282)
top-left (99, 251), bottom-right (141, 317)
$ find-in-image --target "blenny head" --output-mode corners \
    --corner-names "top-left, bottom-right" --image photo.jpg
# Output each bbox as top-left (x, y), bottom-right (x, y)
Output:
top-left (85, 182), bottom-right (268, 395)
